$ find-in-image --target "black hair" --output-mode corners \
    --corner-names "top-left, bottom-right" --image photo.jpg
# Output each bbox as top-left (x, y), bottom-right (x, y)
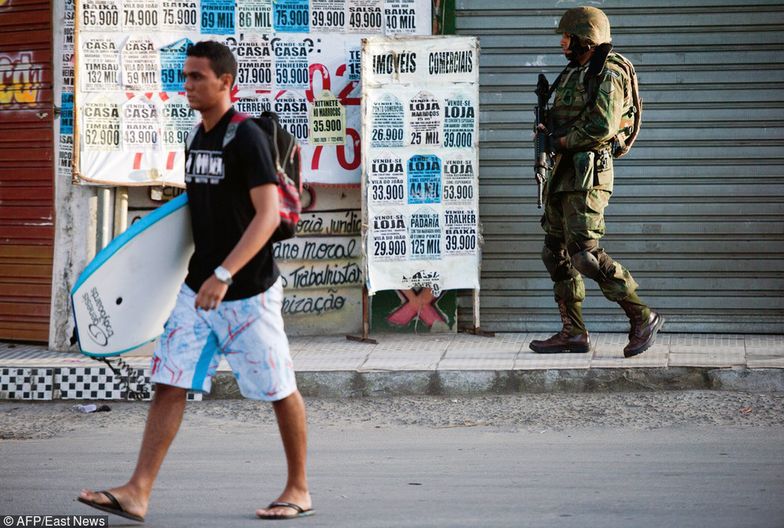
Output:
top-left (186, 41), bottom-right (237, 86)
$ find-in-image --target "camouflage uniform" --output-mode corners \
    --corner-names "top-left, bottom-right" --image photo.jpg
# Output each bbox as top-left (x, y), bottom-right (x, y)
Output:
top-left (542, 54), bottom-right (641, 313)
top-left (532, 6), bottom-right (663, 357)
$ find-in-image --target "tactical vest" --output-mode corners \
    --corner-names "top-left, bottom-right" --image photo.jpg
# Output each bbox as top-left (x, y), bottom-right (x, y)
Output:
top-left (550, 48), bottom-right (641, 158)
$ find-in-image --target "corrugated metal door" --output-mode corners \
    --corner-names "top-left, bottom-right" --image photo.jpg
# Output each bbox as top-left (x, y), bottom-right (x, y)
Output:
top-left (0, 0), bottom-right (55, 341)
top-left (457, 0), bottom-right (784, 333)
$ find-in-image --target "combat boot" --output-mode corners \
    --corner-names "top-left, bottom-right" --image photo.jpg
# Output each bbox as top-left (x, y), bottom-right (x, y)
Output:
top-left (529, 300), bottom-right (590, 354)
top-left (619, 298), bottom-right (664, 358)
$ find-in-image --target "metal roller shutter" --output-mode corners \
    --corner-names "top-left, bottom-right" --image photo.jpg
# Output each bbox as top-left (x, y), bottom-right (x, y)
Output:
top-left (457, 0), bottom-right (784, 333)
top-left (0, 0), bottom-right (55, 342)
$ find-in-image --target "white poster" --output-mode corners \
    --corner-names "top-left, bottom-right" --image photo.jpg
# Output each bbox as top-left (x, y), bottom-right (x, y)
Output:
top-left (347, 0), bottom-right (383, 34)
top-left (311, 0), bottom-right (347, 32)
top-left (383, 0), bottom-right (418, 35)
top-left (362, 36), bottom-right (480, 295)
top-left (161, 0), bottom-right (199, 31)
top-left (83, 98), bottom-right (122, 152)
top-left (121, 37), bottom-right (162, 91)
top-left (73, 0), bottom-right (431, 186)
top-left (80, 0), bottom-right (122, 31)
top-left (235, 35), bottom-right (274, 89)
top-left (80, 35), bottom-right (122, 93)
top-left (122, 0), bottom-right (162, 30)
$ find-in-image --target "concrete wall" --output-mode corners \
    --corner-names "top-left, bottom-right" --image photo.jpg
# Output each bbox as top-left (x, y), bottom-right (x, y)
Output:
top-left (48, 0), bottom-right (97, 351)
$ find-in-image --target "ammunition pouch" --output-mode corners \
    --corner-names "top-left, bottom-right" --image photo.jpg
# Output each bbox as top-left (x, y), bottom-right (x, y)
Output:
top-left (572, 151), bottom-right (595, 190)
top-left (571, 149), bottom-right (612, 190)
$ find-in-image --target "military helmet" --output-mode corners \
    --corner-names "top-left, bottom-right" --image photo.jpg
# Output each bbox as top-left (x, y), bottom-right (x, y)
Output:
top-left (557, 6), bottom-right (611, 46)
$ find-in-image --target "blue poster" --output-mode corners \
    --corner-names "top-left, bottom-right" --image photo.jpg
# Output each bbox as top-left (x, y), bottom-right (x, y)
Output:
top-left (407, 154), bottom-right (441, 204)
top-left (160, 38), bottom-right (193, 92)
top-left (60, 92), bottom-right (74, 135)
top-left (273, 0), bottom-right (309, 33)
top-left (201, 0), bottom-right (235, 34)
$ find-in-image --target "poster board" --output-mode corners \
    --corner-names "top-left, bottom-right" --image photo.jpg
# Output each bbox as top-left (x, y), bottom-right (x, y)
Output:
top-left (72, 0), bottom-right (432, 186)
top-left (361, 36), bottom-right (480, 295)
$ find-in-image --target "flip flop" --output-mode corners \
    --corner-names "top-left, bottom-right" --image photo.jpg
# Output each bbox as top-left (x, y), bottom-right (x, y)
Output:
top-left (257, 501), bottom-right (315, 520)
top-left (78, 490), bottom-right (145, 523)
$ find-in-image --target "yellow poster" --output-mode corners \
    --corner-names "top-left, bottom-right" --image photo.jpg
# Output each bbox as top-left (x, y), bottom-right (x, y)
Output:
top-left (308, 90), bottom-right (346, 145)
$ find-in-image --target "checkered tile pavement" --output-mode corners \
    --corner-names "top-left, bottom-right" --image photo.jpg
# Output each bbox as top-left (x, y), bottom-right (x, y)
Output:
top-left (1, 333), bottom-right (782, 400)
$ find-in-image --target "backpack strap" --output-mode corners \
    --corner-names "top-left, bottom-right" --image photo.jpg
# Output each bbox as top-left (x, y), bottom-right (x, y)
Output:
top-left (184, 112), bottom-right (251, 153)
top-left (185, 123), bottom-right (201, 153)
top-left (584, 43), bottom-right (613, 108)
top-left (223, 112), bottom-right (250, 148)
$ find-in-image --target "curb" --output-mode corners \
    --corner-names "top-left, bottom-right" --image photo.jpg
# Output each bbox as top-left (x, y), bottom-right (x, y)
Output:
top-left (204, 368), bottom-right (784, 399)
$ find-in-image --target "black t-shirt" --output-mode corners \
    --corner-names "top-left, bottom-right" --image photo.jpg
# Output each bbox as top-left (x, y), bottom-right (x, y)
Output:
top-left (184, 108), bottom-right (279, 300)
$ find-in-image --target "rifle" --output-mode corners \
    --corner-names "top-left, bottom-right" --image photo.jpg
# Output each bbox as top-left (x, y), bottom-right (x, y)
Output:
top-left (533, 73), bottom-right (551, 209)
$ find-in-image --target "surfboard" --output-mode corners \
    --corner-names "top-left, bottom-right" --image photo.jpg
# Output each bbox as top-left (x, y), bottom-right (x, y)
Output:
top-left (71, 193), bottom-right (193, 357)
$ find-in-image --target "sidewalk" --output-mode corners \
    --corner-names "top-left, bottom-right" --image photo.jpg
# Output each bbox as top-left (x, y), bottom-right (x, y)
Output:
top-left (1, 333), bottom-right (783, 401)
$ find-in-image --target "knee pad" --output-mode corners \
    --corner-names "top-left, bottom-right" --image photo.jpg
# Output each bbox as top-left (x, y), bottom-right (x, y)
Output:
top-left (570, 249), bottom-right (604, 281)
top-left (568, 239), bottom-right (616, 282)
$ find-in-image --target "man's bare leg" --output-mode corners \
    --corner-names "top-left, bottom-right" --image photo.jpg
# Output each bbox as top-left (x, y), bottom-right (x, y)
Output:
top-left (256, 390), bottom-right (312, 518)
top-left (79, 384), bottom-right (187, 519)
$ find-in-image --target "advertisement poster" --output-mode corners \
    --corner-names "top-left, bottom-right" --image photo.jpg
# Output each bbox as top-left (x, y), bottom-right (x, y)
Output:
top-left (309, 90), bottom-right (346, 145)
top-left (362, 36), bottom-right (480, 295)
top-left (311, 0), bottom-right (346, 32)
top-left (73, 0), bottom-right (431, 186)
top-left (237, 0), bottom-right (273, 31)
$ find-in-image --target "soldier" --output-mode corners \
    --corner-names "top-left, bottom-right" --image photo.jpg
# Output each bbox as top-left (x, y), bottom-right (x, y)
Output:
top-left (530, 6), bottom-right (664, 357)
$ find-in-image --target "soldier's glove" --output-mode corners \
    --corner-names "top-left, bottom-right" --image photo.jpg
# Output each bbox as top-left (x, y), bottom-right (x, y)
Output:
top-left (536, 125), bottom-right (559, 156)
top-left (549, 134), bottom-right (566, 153)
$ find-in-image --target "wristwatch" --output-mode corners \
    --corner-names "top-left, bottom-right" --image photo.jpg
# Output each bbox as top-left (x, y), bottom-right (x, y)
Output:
top-left (214, 265), bottom-right (233, 286)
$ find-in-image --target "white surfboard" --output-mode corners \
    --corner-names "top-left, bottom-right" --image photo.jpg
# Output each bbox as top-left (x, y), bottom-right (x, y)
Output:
top-left (71, 193), bottom-right (193, 357)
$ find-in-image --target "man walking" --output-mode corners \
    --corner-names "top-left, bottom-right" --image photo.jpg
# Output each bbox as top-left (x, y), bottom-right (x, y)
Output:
top-left (530, 6), bottom-right (664, 357)
top-left (78, 41), bottom-right (313, 521)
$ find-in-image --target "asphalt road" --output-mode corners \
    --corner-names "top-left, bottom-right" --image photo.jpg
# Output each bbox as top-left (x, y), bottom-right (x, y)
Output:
top-left (1, 392), bottom-right (783, 528)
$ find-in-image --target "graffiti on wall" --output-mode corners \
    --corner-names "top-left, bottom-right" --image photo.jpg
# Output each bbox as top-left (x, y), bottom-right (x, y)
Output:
top-left (0, 52), bottom-right (43, 105)
top-left (372, 288), bottom-right (457, 333)
top-left (276, 185), bottom-right (363, 334)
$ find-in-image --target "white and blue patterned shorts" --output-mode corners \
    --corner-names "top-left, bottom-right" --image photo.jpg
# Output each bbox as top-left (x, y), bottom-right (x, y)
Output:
top-left (150, 277), bottom-right (296, 401)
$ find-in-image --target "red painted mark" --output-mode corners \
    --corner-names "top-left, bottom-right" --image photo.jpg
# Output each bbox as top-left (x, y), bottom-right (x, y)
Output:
top-left (166, 151), bottom-right (176, 170)
top-left (222, 316), bottom-right (259, 348)
top-left (387, 289), bottom-right (446, 328)
top-left (151, 356), bottom-right (161, 375)
top-left (132, 152), bottom-right (143, 170)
